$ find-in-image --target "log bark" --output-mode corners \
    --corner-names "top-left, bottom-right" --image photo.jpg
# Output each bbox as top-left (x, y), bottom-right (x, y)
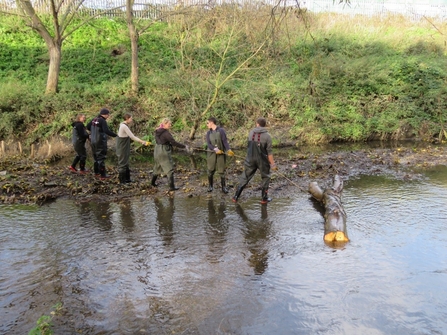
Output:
top-left (309, 175), bottom-right (349, 245)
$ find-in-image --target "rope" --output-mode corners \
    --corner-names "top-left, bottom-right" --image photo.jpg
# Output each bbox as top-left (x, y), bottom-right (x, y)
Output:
top-left (192, 147), bottom-right (246, 160)
top-left (273, 170), bottom-right (307, 192)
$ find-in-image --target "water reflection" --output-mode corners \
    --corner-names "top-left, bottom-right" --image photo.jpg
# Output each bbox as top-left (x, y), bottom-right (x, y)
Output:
top-left (78, 201), bottom-right (114, 231)
top-left (205, 199), bottom-right (228, 262)
top-left (309, 196), bottom-right (325, 215)
top-left (110, 200), bottom-right (136, 232)
top-left (235, 204), bottom-right (271, 275)
top-left (2, 165), bottom-right (447, 334)
top-left (154, 197), bottom-right (175, 246)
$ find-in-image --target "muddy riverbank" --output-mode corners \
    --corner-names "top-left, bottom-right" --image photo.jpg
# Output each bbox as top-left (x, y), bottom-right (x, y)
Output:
top-left (1, 143), bottom-right (446, 205)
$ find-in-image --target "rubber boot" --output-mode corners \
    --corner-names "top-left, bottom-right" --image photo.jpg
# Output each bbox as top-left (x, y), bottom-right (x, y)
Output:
top-left (169, 174), bottom-right (179, 191)
top-left (79, 160), bottom-right (89, 174)
top-left (125, 168), bottom-right (132, 183)
top-left (207, 176), bottom-right (214, 192)
top-left (71, 156), bottom-right (80, 170)
top-left (260, 188), bottom-right (272, 204)
top-left (99, 164), bottom-right (111, 180)
top-left (119, 171), bottom-right (127, 184)
top-left (151, 175), bottom-right (158, 187)
top-left (221, 177), bottom-right (229, 194)
top-left (94, 162), bottom-right (99, 176)
top-left (232, 185), bottom-right (245, 203)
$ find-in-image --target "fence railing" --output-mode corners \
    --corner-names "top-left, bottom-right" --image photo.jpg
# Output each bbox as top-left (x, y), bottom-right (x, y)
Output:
top-left (306, 0), bottom-right (447, 20)
top-left (1, 0), bottom-right (447, 20)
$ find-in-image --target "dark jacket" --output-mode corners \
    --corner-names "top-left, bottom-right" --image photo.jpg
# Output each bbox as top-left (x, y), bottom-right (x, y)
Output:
top-left (72, 121), bottom-right (89, 142)
top-left (87, 115), bottom-right (117, 137)
top-left (154, 128), bottom-right (185, 148)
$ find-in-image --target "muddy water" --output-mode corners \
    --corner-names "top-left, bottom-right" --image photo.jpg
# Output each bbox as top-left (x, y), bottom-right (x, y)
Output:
top-left (1, 167), bottom-right (447, 334)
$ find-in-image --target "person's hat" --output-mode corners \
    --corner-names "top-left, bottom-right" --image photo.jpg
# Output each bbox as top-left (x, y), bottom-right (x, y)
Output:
top-left (100, 108), bottom-right (110, 115)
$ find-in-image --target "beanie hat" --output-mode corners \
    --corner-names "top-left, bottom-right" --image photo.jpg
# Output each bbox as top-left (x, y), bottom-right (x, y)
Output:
top-left (100, 108), bottom-right (110, 115)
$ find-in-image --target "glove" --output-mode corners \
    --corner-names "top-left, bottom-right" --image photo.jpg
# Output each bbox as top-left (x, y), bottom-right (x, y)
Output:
top-left (185, 145), bottom-right (193, 154)
top-left (144, 141), bottom-right (151, 146)
top-left (227, 149), bottom-right (235, 157)
top-left (214, 148), bottom-right (223, 155)
top-left (271, 164), bottom-right (278, 171)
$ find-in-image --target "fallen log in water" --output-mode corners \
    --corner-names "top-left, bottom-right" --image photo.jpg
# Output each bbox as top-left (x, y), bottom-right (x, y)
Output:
top-left (308, 175), bottom-right (349, 245)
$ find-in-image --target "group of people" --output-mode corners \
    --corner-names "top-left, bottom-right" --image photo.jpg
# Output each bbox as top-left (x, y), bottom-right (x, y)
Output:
top-left (70, 108), bottom-right (277, 204)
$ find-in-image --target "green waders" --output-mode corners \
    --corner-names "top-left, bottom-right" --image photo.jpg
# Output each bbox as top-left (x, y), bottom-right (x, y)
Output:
top-left (153, 144), bottom-right (179, 191)
top-left (116, 136), bottom-right (131, 184)
top-left (232, 132), bottom-right (271, 203)
top-left (207, 130), bottom-right (228, 193)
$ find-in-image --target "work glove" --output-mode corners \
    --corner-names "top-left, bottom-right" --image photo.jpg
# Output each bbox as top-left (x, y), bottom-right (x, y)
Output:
top-left (271, 164), bottom-right (278, 171)
top-left (144, 141), bottom-right (151, 146)
top-left (227, 149), bottom-right (235, 157)
top-left (214, 148), bottom-right (223, 155)
top-left (185, 145), bottom-right (194, 154)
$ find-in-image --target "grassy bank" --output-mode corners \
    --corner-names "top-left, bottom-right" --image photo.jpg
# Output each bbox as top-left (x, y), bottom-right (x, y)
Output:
top-left (1, 8), bottom-right (446, 146)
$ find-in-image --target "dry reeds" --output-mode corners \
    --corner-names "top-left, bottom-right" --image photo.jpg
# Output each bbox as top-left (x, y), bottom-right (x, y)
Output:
top-left (0, 137), bottom-right (71, 161)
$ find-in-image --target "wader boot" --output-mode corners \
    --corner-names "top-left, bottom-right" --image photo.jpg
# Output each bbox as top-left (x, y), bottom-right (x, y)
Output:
top-left (151, 175), bottom-right (158, 187)
top-left (79, 161), bottom-right (88, 174)
top-left (169, 174), bottom-right (179, 191)
top-left (221, 177), bottom-right (229, 194)
top-left (260, 188), bottom-right (272, 204)
top-left (232, 185), bottom-right (245, 203)
top-left (119, 171), bottom-right (127, 184)
top-left (94, 162), bottom-right (100, 177)
top-left (71, 156), bottom-right (80, 170)
top-left (99, 164), bottom-right (111, 180)
top-left (207, 176), bottom-right (214, 192)
top-left (125, 168), bottom-right (132, 183)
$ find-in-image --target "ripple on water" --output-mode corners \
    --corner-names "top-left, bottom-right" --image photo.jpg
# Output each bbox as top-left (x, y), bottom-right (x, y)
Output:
top-left (1, 169), bottom-right (447, 334)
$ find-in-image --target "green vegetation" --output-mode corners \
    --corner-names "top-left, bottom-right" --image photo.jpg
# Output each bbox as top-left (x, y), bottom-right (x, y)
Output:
top-left (28, 302), bottom-right (62, 335)
top-left (0, 9), bottom-right (446, 145)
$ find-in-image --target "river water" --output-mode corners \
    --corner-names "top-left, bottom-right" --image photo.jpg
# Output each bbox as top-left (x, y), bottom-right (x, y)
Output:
top-left (1, 165), bottom-right (447, 334)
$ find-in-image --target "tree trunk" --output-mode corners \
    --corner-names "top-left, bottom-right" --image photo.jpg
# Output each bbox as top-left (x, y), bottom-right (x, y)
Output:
top-left (189, 118), bottom-right (199, 140)
top-left (17, 0), bottom-right (62, 94)
top-left (127, 0), bottom-right (139, 95)
top-left (308, 175), bottom-right (349, 245)
top-left (46, 42), bottom-right (62, 94)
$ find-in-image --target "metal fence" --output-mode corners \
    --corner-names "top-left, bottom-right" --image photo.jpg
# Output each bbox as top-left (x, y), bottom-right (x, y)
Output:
top-left (1, 0), bottom-right (447, 20)
top-left (306, 0), bottom-right (447, 20)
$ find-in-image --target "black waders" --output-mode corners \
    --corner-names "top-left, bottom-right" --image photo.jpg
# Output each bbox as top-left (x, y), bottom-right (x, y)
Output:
top-left (125, 168), bottom-right (132, 183)
top-left (169, 175), bottom-right (179, 191)
top-left (99, 164), bottom-right (111, 180)
top-left (260, 188), bottom-right (272, 204)
top-left (94, 162), bottom-right (99, 176)
top-left (119, 172), bottom-right (127, 184)
top-left (232, 185), bottom-right (245, 202)
top-left (207, 175), bottom-right (214, 192)
top-left (221, 177), bottom-right (229, 194)
top-left (151, 175), bottom-right (158, 187)
top-left (71, 156), bottom-right (80, 170)
top-left (79, 160), bottom-right (88, 173)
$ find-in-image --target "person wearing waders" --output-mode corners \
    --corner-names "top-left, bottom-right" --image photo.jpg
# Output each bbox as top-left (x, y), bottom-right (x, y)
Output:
top-left (116, 113), bottom-right (150, 184)
top-left (151, 118), bottom-right (192, 191)
top-left (205, 117), bottom-right (234, 193)
top-left (86, 108), bottom-right (117, 180)
top-left (232, 117), bottom-right (278, 204)
top-left (69, 114), bottom-right (90, 174)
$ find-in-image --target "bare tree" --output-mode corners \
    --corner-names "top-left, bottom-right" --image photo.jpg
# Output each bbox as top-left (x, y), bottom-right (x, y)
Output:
top-left (124, 1), bottom-right (199, 96)
top-left (126, 0), bottom-right (139, 95)
top-left (2, 0), bottom-right (123, 94)
top-left (170, 3), bottom-right (286, 140)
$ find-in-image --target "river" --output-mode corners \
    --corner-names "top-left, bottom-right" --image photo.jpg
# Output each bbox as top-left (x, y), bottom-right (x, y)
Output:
top-left (1, 165), bottom-right (447, 334)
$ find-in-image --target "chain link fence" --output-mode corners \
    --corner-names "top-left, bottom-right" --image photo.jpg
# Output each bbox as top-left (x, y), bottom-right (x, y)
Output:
top-left (1, 0), bottom-right (446, 20)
